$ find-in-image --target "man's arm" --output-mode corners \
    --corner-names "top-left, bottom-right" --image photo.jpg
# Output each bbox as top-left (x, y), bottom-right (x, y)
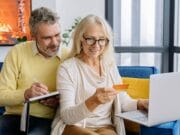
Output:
top-left (0, 46), bottom-right (25, 106)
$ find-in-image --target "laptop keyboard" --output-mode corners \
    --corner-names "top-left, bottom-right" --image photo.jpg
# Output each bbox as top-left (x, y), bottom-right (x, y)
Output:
top-left (121, 110), bottom-right (148, 122)
top-left (136, 115), bottom-right (148, 122)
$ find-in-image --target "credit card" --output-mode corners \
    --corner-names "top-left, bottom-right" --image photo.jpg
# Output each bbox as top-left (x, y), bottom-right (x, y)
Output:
top-left (113, 84), bottom-right (129, 91)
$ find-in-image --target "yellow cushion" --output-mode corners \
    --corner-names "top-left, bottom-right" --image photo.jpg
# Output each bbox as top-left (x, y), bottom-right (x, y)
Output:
top-left (121, 77), bottom-right (149, 133)
top-left (122, 77), bottom-right (149, 99)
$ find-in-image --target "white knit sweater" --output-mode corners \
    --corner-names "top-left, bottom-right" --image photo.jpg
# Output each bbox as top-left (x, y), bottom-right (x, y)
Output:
top-left (51, 57), bottom-right (137, 135)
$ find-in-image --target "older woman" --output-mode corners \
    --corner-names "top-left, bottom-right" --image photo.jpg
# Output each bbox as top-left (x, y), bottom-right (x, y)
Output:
top-left (51, 15), bottom-right (148, 135)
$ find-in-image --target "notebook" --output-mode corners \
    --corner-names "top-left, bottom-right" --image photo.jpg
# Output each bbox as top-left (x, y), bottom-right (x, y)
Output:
top-left (116, 72), bottom-right (180, 127)
top-left (20, 91), bottom-right (59, 134)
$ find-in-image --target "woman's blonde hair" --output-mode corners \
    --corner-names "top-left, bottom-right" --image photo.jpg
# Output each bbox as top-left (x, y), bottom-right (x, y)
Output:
top-left (67, 14), bottom-right (116, 66)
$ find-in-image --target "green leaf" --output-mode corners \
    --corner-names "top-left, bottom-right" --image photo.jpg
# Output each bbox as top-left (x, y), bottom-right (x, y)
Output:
top-left (62, 40), bottom-right (68, 45)
top-left (22, 36), bottom-right (27, 41)
top-left (62, 33), bottom-right (69, 38)
top-left (61, 17), bottom-right (81, 46)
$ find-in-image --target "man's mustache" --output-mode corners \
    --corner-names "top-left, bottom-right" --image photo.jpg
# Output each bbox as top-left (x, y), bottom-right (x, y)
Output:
top-left (47, 45), bottom-right (59, 49)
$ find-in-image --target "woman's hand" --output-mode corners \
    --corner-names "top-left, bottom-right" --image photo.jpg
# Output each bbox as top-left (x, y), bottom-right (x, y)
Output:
top-left (94, 88), bottom-right (118, 104)
top-left (137, 99), bottom-right (149, 111)
top-left (85, 87), bottom-right (118, 112)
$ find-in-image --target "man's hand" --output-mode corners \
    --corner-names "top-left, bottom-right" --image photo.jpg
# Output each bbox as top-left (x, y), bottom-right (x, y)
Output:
top-left (24, 82), bottom-right (49, 100)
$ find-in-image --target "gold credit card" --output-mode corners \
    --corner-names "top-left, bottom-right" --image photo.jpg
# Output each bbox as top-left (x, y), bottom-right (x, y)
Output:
top-left (113, 84), bottom-right (129, 91)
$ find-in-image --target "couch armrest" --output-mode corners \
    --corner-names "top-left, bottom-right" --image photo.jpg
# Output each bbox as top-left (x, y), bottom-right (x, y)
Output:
top-left (0, 62), bottom-right (5, 115)
top-left (0, 62), bottom-right (3, 71)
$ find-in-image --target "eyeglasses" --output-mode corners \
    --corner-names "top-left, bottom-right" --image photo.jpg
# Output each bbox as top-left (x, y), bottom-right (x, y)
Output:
top-left (83, 35), bottom-right (109, 46)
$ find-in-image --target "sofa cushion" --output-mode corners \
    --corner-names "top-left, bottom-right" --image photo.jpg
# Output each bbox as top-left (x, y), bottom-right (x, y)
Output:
top-left (122, 77), bottom-right (149, 99)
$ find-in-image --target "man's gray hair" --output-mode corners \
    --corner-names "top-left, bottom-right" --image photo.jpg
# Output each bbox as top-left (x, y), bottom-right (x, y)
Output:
top-left (29, 7), bottom-right (60, 36)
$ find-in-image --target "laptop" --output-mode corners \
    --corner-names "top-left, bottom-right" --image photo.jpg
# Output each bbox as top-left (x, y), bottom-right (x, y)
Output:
top-left (116, 72), bottom-right (180, 127)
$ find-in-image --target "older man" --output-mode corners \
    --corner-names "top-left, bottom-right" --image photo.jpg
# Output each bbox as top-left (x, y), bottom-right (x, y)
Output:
top-left (0, 7), bottom-right (67, 135)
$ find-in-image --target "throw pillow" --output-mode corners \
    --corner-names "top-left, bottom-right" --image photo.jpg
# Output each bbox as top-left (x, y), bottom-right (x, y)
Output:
top-left (122, 77), bottom-right (149, 99)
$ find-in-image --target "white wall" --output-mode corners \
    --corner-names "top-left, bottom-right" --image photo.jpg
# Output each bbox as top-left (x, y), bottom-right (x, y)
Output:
top-left (0, 0), bottom-right (105, 62)
top-left (0, 47), bottom-right (11, 62)
top-left (31, 0), bottom-right (56, 10)
top-left (56, 0), bottom-right (105, 32)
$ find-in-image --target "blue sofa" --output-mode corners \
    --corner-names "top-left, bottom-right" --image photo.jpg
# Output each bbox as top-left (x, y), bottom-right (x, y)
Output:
top-left (0, 62), bottom-right (2, 70)
top-left (0, 62), bottom-right (5, 115)
top-left (118, 66), bottom-right (173, 135)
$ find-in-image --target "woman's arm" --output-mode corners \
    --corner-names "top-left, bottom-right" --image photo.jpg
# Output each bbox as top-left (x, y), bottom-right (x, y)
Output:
top-left (57, 63), bottom-right (92, 124)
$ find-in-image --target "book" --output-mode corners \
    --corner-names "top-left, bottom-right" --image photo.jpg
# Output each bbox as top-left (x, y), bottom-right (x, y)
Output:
top-left (20, 101), bottom-right (30, 133)
top-left (20, 91), bottom-right (59, 133)
top-left (28, 91), bottom-right (59, 102)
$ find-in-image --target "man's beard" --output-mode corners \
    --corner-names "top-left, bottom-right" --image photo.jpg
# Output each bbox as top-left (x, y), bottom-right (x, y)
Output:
top-left (36, 43), bottom-right (59, 57)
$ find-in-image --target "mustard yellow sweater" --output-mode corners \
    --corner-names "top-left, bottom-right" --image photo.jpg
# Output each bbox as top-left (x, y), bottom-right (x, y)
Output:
top-left (0, 41), bottom-right (67, 119)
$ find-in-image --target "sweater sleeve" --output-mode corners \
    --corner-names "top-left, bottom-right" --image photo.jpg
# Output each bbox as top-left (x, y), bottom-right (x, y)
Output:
top-left (111, 65), bottom-right (138, 112)
top-left (0, 46), bottom-right (25, 106)
top-left (57, 61), bottom-right (93, 124)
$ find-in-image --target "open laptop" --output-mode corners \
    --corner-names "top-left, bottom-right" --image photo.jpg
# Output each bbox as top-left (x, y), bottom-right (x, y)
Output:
top-left (116, 72), bottom-right (180, 127)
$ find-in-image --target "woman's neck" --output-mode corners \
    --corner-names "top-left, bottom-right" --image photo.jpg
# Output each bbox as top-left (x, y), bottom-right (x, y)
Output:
top-left (77, 54), bottom-right (102, 76)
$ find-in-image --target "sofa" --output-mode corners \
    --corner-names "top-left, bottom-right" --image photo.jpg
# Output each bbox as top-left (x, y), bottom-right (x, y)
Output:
top-left (0, 62), bottom-right (2, 71)
top-left (0, 62), bottom-right (5, 115)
